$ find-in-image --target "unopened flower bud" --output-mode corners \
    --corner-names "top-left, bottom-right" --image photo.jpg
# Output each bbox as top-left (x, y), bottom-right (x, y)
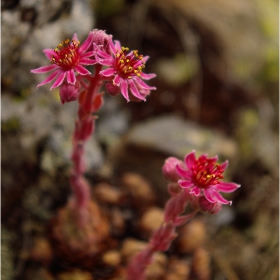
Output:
top-left (193, 196), bottom-right (222, 214)
top-left (162, 157), bottom-right (184, 183)
top-left (91, 29), bottom-right (112, 53)
top-left (59, 81), bottom-right (80, 104)
top-left (105, 82), bottom-right (120, 96)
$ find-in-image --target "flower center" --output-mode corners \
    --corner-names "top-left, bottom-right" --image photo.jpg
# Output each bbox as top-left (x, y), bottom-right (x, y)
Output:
top-left (115, 47), bottom-right (145, 78)
top-left (52, 39), bottom-right (80, 69)
top-left (191, 156), bottom-right (224, 188)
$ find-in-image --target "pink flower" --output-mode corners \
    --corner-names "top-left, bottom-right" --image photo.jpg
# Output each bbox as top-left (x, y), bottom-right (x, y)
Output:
top-left (176, 151), bottom-right (240, 205)
top-left (30, 32), bottom-right (96, 90)
top-left (95, 40), bottom-right (156, 102)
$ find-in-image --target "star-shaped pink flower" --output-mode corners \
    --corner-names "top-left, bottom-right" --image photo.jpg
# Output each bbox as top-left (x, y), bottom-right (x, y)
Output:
top-left (95, 39), bottom-right (156, 102)
top-left (31, 32), bottom-right (96, 90)
top-left (176, 151), bottom-right (240, 205)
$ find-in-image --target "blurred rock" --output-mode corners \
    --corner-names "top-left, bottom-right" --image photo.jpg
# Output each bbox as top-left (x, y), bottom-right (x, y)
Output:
top-left (1, 94), bottom-right (56, 216)
top-left (146, 252), bottom-right (168, 280)
top-left (2, 0), bottom-right (94, 93)
top-left (121, 238), bottom-right (148, 264)
top-left (121, 238), bottom-right (168, 280)
top-left (234, 104), bottom-right (278, 177)
top-left (20, 0), bottom-right (73, 26)
top-left (138, 207), bottom-right (164, 240)
top-left (30, 237), bottom-right (53, 265)
top-left (102, 250), bottom-right (122, 268)
top-left (166, 257), bottom-right (191, 280)
top-left (191, 247), bottom-right (211, 280)
top-left (1, 9), bottom-right (30, 80)
top-left (25, 267), bottom-right (55, 280)
top-left (57, 269), bottom-right (93, 280)
top-left (40, 127), bottom-right (103, 175)
top-left (121, 173), bottom-right (156, 211)
top-left (1, 227), bottom-right (15, 280)
top-left (174, 219), bottom-right (206, 254)
top-left (93, 182), bottom-right (122, 206)
top-left (125, 114), bottom-right (237, 159)
top-left (109, 208), bottom-right (126, 237)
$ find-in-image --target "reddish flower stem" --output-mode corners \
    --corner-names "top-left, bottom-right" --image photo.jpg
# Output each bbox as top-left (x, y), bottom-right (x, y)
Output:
top-left (69, 64), bottom-right (104, 227)
top-left (126, 189), bottom-right (198, 280)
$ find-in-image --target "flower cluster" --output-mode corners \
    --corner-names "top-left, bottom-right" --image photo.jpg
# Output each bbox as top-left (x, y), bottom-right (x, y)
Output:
top-left (30, 29), bottom-right (156, 104)
top-left (31, 29), bottom-right (241, 280)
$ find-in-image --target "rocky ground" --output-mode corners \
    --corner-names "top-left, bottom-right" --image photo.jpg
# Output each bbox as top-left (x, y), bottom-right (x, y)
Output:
top-left (1, 0), bottom-right (279, 280)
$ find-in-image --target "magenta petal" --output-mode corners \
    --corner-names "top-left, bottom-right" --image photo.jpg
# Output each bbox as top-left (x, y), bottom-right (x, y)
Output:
top-left (31, 64), bottom-right (58, 74)
top-left (142, 56), bottom-right (150, 63)
top-left (114, 40), bottom-right (121, 52)
top-left (129, 80), bottom-right (145, 100)
top-left (66, 70), bottom-right (76, 84)
top-left (199, 154), bottom-right (208, 162)
top-left (79, 32), bottom-right (93, 53)
top-left (36, 71), bottom-right (59, 88)
top-left (134, 76), bottom-right (156, 90)
top-left (120, 80), bottom-right (129, 101)
top-left (215, 182), bottom-right (241, 193)
top-left (72, 33), bottom-right (78, 42)
top-left (100, 68), bottom-right (115, 77)
top-left (43, 49), bottom-right (56, 60)
top-left (211, 189), bottom-right (231, 205)
top-left (179, 180), bottom-right (193, 189)
top-left (108, 39), bottom-right (116, 54)
top-left (140, 72), bottom-right (156, 80)
top-left (209, 155), bottom-right (219, 162)
top-left (82, 51), bottom-right (96, 58)
top-left (50, 72), bottom-right (66, 89)
top-left (96, 58), bottom-right (112, 66)
top-left (176, 165), bottom-right (189, 178)
top-left (203, 188), bottom-right (217, 204)
top-left (189, 186), bottom-right (200, 196)
top-left (113, 74), bottom-right (122, 86)
top-left (75, 65), bottom-right (91, 76)
top-left (184, 151), bottom-right (196, 170)
top-left (96, 50), bottom-right (112, 60)
top-left (79, 57), bottom-right (96, 65)
top-left (220, 160), bottom-right (229, 171)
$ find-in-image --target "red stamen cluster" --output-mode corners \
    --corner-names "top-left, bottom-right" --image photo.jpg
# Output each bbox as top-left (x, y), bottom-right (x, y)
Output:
top-left (52, 39), bottom-right (80, 69)
top-left (115, 47), bottom-right (145, 78)
top-left (192, 156), bottom-right (224, 188)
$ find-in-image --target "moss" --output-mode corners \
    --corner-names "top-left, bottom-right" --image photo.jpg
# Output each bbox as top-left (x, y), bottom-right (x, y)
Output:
top-left (1, 116), bottom-right (21, 132)
top-left (1, 227), bottom-right (15, 280)
top-left (96, 0), bottom-right (125, 18)
top-left (235, 108), bottom-right (259, 161)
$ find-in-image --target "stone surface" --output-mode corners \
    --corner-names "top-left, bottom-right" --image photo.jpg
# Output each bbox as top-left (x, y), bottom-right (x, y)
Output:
top-left (123, 114), bottom-right (238, 160)
top-left (2, 0), bottom-right (95, 93)
top-left (234, 104), bottom-right (279, 177)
